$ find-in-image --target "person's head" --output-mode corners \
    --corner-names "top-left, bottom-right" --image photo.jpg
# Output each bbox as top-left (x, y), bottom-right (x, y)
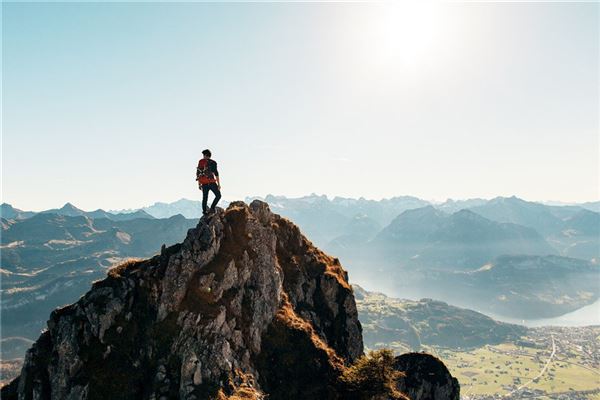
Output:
top-left (202, 149), bottom-right (212, 159)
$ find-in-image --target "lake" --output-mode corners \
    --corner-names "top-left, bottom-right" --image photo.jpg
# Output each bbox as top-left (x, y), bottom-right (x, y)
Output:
top-left (487, 297), bottom-right (600, 327)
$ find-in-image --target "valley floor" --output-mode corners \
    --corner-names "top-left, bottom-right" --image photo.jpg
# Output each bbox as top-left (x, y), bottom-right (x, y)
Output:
top-left (367, 326), bottom-right (599, 399)
top-left (434, 326), bottom-right (599, 399)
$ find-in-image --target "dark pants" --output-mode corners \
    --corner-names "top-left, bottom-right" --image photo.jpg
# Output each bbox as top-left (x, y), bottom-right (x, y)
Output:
top-left (202, 182), bottom-right (221, 213)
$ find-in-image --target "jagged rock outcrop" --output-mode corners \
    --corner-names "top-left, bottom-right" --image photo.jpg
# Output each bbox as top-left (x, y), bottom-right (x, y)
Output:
top-left (395, 352), bottom-right (460, 400)
top-left (1, 200), bottom-right (459, 400)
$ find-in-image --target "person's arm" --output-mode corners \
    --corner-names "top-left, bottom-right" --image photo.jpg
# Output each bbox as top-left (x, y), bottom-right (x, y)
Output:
top-left (213, 160), bottom-right (221, 189)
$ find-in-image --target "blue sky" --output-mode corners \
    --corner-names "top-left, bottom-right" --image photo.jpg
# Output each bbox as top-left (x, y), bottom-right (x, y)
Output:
top-left (2, 2), bottom-right (598, 211)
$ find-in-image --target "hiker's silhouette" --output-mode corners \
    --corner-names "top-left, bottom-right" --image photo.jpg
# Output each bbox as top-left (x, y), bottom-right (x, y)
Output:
top-left (196, 149), bottom-right (221, 215)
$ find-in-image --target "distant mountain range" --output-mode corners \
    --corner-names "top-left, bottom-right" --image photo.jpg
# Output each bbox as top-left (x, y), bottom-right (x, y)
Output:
top-left (1, 202), bottom-right (154, 221)
top-left (2, 199), bottom-right (234, 221)
top-left (1, 212), bottom-right (198, 344)
top-left (365, 206), bottom-right (557, 270)
top-left (4, 194), bottom-right (598, 239)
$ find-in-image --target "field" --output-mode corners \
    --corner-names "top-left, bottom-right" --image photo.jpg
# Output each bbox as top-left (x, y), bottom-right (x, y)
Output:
top-left (368, 326), bottom-right (600, 399)
top-left (437, 344), bottom-right (598, 398)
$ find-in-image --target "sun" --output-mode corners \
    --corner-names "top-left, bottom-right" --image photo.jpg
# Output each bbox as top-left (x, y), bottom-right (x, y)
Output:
top-left (354, 2), bottom-right (444, 74)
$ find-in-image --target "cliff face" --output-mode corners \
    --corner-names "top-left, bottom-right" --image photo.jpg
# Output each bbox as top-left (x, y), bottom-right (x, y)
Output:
top-left (1, 200), bottom-right (459, 400)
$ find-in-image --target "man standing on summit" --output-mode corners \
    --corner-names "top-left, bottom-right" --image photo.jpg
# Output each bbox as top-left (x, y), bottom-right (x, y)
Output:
top-left (196, 149), bottom-right (221, 216)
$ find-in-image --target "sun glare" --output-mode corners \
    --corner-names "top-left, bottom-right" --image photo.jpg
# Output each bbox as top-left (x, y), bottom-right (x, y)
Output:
top-left (352, 3), bottom-right (445, 75)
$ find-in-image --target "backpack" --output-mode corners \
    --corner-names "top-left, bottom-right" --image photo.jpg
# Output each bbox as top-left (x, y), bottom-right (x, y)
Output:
top-left (196, 159), bottom-right (216, 184)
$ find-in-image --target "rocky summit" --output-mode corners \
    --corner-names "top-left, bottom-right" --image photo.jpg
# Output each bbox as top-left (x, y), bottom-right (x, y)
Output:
top-left (1, 200), bottom-right (459, 400)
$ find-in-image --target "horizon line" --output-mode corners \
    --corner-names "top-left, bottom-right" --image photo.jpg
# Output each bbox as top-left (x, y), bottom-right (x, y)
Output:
top-left (3, 193), bottom-right (599, 214)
